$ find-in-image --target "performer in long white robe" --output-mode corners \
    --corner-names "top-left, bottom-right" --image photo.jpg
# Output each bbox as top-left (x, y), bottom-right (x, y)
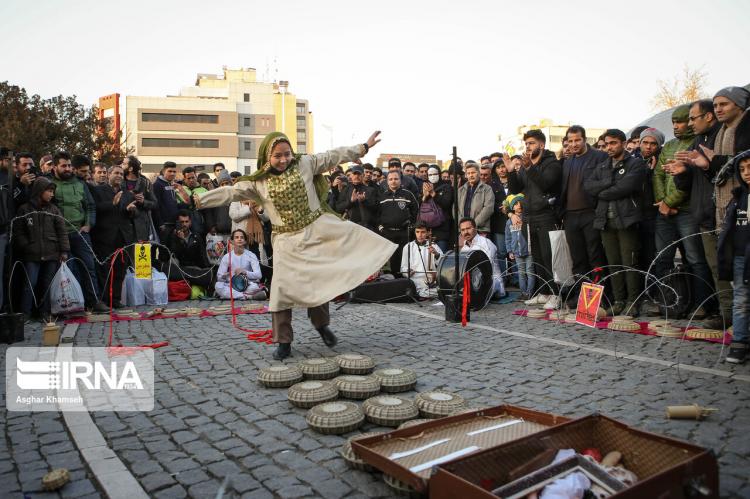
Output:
top-left (459, 217), bottom-right (506, 299)
top-left (214, 229), bottom-right (264, 300)
top-left (196, 131), bottom-right (396, 360)
top-left (400, 222), bottom-right (443, 298)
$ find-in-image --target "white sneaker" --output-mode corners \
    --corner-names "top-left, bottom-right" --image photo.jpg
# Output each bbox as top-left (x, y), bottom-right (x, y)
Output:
top-left (524, 294), bottom-right (548, 306)
top-left (543, 295), bottom-right (561, 310)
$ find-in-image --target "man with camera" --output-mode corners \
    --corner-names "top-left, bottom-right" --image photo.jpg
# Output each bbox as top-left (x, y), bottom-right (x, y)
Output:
top-left (162, 210), bottom-right (214, 288)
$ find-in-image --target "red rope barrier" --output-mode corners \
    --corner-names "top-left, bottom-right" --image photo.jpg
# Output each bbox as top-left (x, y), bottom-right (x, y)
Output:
top-left (461, 271), bottom-right (470, 326)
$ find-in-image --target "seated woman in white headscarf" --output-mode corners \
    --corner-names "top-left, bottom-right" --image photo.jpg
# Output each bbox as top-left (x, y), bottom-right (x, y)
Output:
top-left (215, 229), bottom-right (267, 300)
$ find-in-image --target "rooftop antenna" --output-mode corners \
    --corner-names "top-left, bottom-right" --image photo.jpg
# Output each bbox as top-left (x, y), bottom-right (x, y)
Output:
top-left (273, 56), bottom-right (279, 84)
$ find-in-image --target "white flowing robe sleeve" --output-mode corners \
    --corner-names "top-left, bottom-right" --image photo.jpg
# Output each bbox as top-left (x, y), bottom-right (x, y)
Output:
top-left (306, 145), bottom-right (366, 176)
top-left (198, 181), bottom-right (260, 209)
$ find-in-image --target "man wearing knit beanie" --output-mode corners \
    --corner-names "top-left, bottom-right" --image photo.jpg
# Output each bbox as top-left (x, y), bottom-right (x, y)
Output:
top-left (652, 104), bottom-right (714, 320)
top-left (639, 128), bottom-right (665, 148)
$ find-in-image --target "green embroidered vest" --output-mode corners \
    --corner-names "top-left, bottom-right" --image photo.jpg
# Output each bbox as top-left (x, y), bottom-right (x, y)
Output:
top-left (266, 166), bottom-right (321, 233)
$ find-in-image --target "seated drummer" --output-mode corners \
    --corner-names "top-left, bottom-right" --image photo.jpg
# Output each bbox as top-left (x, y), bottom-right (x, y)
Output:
top-left (458, 217), bottom-right (506, 300)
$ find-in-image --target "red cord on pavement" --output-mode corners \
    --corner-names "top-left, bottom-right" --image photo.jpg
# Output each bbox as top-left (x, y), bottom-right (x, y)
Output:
top-left (461, 271), bottom-right (470, 327)
top-left (227, 243), bottom-right (273, 344)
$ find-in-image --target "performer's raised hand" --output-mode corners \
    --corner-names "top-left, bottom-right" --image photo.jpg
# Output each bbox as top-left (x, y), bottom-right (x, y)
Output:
top-left (366, 131), bottom-right (382, 150)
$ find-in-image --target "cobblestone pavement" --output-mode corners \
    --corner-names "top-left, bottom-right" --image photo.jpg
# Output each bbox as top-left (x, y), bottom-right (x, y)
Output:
top-left (3, 299), bottom-right (749, 498)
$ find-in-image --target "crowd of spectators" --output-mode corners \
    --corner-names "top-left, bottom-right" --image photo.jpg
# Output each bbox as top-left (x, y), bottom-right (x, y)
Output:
top-left (0, 85), bottom-right (748, 362)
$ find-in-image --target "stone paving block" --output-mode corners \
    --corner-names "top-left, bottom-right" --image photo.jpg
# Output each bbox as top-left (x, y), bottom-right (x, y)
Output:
top-left (153, 484), bottom-right (188, 499)
top-left (141, 471), bottom-right (178, 492)
top-left (312, 478), bottom-right (353, 499)
top-left (130, 459), bottom-right (165, 477)
top-left (187, 480), bottom-right (222, 498)
top-left (60, 479), bottom-right (97, 498)
top-left (174, 469), bottom-right (211, 487)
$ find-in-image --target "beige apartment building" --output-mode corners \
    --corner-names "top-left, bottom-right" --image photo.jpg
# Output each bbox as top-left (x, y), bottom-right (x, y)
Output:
top-left (125, 67), bottom-right (314, 174)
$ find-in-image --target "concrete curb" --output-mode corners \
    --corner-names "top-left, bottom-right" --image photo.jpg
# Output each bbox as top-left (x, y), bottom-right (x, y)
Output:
top-left (57, 324), bottom-right (149, 499)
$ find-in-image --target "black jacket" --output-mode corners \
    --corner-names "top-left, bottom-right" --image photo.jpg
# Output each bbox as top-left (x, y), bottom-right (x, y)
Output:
top-left (165, 229), bottom-right (209, 268)
top-left (120, 175), bottom-right (157, 242)
top-left (335, 183), bottom-right (377, 228)
top-left (90, 184), bottom-right (136, 251)
top-left (204, 205), bottom-right (232, 234)
top-left (13, 177), bottom-right (70, 261)
top-left (558, 146), bottom-right (608, 216)
top-left (377, 187), bottom-right (418, 230)
top-left (673, 123), bottom-right (722, 229)
top-left (488, 180), bottom-right (510, 234)
top-left (427, 181), bottom-right (454, 242)
top-left (378, 172), bottom-right (420, 200)
top-left (717, 152), bottom-right (750, 284)
top-left (508, 150), bottom-right (562, 219)
top-left (584, 153), bottom-right (647, 231)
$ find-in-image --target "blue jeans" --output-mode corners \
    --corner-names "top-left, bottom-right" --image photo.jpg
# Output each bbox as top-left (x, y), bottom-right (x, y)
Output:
top-left (654, 212), bottom-right (715, 311)
top-left (68, 231), bottom-right (100, 306)
top-left (512, 255), bottom-right (535, 295)
top-left (733, 256), bottom-right (748, 344)
top-left (0, 232), bottom-right (6, 309)
top-left (21, 261), bottom-right (59, 316)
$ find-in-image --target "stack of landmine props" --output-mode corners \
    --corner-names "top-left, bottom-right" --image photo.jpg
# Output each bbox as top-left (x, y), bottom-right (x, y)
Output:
top-left (256, 353), bottom-right (478, 494)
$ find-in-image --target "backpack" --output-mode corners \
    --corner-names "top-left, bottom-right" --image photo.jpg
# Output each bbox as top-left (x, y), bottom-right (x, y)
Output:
top-left (417, 199), bottom-right (446, 228)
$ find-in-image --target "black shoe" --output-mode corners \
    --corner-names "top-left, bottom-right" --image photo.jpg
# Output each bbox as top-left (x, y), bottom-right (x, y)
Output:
top-left (272, 343), bottom-right (292, 360)
top-left (92, 302), bottom-right (110, 313)
top-left (316, 325), bottom-right (338, 348)
top-left (726, 343), bottom-right (747, 364)
top-left (703, 314), bottom-right (732, 330)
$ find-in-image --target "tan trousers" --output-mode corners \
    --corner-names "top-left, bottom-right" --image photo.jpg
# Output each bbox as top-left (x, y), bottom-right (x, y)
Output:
top-left (272, 303), bottom-right (330, 344)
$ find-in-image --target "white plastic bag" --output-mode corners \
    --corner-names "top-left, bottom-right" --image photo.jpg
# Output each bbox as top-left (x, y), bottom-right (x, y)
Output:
top-left (144, 268), bottom-right (168, 305)
top-left (50, 262), bottom-right (85, 315)
top-left (205, 233), bottom-right (228, 266)
top-left (549, 230), bottom-right (574, 286)
top-left (121, 267), bottom-right (146, 307)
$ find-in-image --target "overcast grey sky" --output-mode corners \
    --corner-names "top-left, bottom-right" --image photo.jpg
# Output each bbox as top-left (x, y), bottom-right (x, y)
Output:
top-left (1, 0), bottom-right (748, 162)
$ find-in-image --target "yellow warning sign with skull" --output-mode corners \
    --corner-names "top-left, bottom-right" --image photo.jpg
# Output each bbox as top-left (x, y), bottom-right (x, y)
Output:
top-left (134, 243), bottom-right (152, 279)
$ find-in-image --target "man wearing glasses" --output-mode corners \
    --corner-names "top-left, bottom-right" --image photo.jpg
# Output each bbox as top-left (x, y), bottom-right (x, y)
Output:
top-left (671, 99), bottom-right (727, 328)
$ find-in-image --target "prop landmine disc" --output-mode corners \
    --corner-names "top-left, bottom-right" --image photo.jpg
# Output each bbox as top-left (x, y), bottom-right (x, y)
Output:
top-left (42, 468), bottom-right (70, 491)
top-left (373, 368), bottom-right (418, 393)
top-left (306, 401), bottom-right (364, 435)
top-left (87, 314), bottom-right (111, 323)
top-left (334, 375), bottom-right (381, 399)
top-left (607, 320), bottom-right (641, 332)
top-left (383, 473), bottom-right (420, 498)
top-left (526, 308), bottom-right (548, 318)
top-left (288, 380), bottom-right (339, 408)
top-left (649, 320), bottom-right (672, 328)
top-left (363, 395), bottom-right (419, 427)
top-left (415, 390), bottom-right (467, 419)
top-left (335, 353), bottom-right (375, 374)
top-left (257, 365), bottom-right (303, 388)
top-left (564, 313), bottom-right (580, 323)
top-left (397, 418), bottom-right (432, 429)
top-left (685, 328), bottom-right (724, 340)
top-left (341, 431), bottom-right (386, 471)
top-left (610, 315), bottom-right (634, 321)
top-left (652, 326), bottom-right (683, 337)
top-left (300, 358), bottom-right (341, 380)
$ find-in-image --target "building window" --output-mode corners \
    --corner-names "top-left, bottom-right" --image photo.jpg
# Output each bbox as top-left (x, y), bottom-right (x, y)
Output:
top-left (244, 117), bottom-right (251, 127)
top-left (243, 93), bottom-right (250, 102)
top-left (297, 132), bottom-right (306, 140)
top-left (142, 138), bottom-right (219, 148)
top-left (244, 141), bottom-right (252, 151)
top-left (142, 113), bottom-right (218, 124)
top-left (297, 144), bottom-right (306, 154)
top-left (296, 104), bottom-right (305, 114)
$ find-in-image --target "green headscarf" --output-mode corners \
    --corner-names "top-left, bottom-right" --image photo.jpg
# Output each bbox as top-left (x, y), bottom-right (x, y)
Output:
top-left (238, 131), bottom-right (338, 217)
